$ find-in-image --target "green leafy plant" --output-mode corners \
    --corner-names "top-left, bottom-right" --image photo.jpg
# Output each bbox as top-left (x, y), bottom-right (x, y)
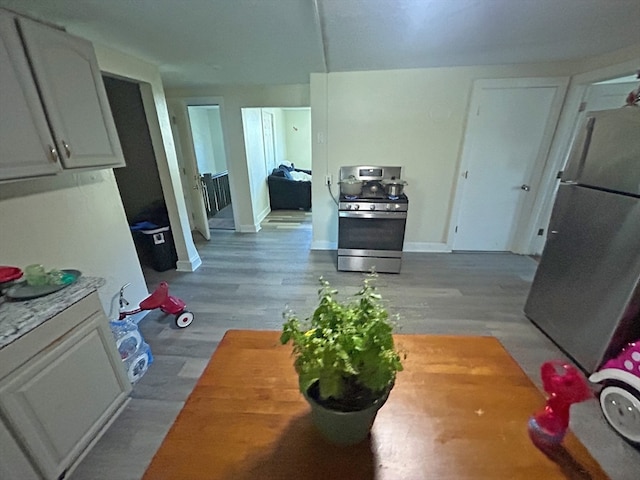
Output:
top-left (280, 276), bottom-right (404, 411)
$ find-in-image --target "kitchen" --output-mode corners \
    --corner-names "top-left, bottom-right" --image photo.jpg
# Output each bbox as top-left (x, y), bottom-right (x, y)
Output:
top-left (1, 1), bottom-right (640, 478)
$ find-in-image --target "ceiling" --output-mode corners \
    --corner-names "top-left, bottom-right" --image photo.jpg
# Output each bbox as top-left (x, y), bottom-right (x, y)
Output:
top-left (1, 0), bottom-right (639, 89)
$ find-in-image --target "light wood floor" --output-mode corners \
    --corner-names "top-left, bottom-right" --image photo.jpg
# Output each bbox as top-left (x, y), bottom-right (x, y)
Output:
top-left (71, 210), bottom-right (640, 480)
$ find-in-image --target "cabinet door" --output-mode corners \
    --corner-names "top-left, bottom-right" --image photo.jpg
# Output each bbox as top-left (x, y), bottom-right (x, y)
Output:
top-left (0, 312), bottom-right (131, 480)
top-left (0, 12), bottom-right (61, 180)
top-left (17, 17), bottom-right (124, 169)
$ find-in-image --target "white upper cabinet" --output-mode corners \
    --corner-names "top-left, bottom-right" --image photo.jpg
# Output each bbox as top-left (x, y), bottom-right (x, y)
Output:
top-left (0, 12), bottom-right (62, 180)
top-left (17, 16), bottom-right (124, 170)
top-left (0, 10), bottom-right (124, 181)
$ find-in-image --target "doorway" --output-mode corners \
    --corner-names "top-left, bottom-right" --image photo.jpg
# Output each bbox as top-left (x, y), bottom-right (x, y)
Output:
top-left (451, 78), bottom-right (568, 253)
top-left (167, 98), bottom-right (233, 238)
top-left (103, 75), bottom-right (174, 272)
top-left (186, 105), bottom-right (233, 231)
top-left (585, 74), bottom-right (639, 111)
top-left (241, 107), bottom-right (312, 227)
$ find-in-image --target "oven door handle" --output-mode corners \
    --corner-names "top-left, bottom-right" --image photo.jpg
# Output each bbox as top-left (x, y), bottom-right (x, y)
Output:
top-left (339, 211), bottom-right (407, 219)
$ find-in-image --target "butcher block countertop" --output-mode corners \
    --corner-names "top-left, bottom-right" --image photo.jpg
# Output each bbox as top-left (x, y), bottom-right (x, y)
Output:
top-left (0, 276), bottom-right (105, 349)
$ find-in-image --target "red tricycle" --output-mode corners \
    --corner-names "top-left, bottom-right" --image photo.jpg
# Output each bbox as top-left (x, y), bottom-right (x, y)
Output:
top-left (119, 281), bottom-right (194, 328)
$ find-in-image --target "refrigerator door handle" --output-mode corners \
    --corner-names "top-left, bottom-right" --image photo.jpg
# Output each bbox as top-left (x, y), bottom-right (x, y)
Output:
top-left (562, 116), bottom-right (596, 182)
top-left (574, 116), bottom-right (596, 180)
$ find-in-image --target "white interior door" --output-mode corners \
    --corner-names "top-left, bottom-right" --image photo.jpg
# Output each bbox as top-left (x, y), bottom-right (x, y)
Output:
top-left (182, 107), bottom-right (211, 241)
top-left (452, 78), bottom-right (567, 252)
top-left (262, 111), bottom-right (276, 173)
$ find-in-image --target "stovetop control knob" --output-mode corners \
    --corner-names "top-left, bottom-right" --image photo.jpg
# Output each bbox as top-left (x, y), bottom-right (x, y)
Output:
top-left (386, 204), bottom-right (391, 211)
top-left (354, 204), bottom-right (360, 210)
top-left (346, 204), bottom-right (352, 210)
top-left (369, 204), bottom-right (376, 211)
top-left (395, 204), bottom-right (401, 210)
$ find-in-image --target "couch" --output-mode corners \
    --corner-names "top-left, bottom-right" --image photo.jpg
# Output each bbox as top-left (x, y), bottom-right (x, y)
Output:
top-left (267, 165), bottom-right (312, 211)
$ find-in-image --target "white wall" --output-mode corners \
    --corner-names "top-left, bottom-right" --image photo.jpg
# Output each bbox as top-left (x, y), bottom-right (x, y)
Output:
top-left (284, 109), bottom-right (312, 170)
top-left (166, 85), bottom-right (310, 232)
top-left (0, 170), bottom-right (146, 319)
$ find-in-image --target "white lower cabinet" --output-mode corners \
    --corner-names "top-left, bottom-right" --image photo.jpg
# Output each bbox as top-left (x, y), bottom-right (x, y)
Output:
top-left (0, 292), bottom-right (131, 480)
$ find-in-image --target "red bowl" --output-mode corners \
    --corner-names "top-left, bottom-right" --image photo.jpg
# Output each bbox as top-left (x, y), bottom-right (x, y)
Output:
top-left (0, 266), bottom-right (23, 283)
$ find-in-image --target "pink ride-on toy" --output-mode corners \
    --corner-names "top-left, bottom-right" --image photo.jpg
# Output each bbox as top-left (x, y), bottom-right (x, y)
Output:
top-left (589, 341), bottom-right (640, 445)
top-left (119, 281), bottom-right (194, 328)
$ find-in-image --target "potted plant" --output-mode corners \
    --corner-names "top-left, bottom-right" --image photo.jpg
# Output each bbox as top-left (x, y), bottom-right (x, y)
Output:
top-left (280, 276), bottom-right (404, 445)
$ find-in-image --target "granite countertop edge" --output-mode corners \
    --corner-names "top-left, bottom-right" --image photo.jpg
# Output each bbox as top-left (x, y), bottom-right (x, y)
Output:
top-left (0, 276), bottom-right (105, 350)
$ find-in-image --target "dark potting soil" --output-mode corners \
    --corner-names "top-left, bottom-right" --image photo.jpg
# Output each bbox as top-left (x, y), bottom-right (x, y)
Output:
top-left (308, 378), bottom-right (385, 412)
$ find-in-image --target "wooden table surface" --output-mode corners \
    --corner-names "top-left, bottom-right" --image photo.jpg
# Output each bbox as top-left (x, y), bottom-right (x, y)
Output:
top-left (143, 330), bottom-right (608, 480)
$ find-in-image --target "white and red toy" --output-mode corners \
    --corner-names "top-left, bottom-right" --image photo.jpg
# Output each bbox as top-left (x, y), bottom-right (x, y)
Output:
top-left (589, 341), bottom-right (640, 444)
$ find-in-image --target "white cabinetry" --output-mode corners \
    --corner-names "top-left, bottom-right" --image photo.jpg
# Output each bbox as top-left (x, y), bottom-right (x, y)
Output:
top-left (0, 292), bottom-right (131, 480)
top-left (0, 9), bottom-right (124, 181)
top-left (0, 12), bottom-right (61, 179)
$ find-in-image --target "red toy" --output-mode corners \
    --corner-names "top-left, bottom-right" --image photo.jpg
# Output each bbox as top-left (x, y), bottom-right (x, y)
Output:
top-left (118, 281), bottom-right (194, 328)
top-left (528, 361), bottom-right (592, 447)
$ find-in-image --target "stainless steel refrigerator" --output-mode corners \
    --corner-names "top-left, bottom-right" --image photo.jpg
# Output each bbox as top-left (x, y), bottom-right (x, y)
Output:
top-left (524, 107), bottom-right (640, 374)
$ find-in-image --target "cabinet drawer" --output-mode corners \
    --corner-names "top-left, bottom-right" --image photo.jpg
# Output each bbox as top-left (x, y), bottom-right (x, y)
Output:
top-left (0, 292), bottom-right (102, 379)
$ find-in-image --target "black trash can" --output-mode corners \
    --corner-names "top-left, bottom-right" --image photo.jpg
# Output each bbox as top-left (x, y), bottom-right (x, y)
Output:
top-left (129, 201), bottom-right (177, 272)
top-left (133, 225), bottom-right (177, 272)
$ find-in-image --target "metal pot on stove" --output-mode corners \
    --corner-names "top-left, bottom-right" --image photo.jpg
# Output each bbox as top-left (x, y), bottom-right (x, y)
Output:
top-left (382, 178), bottom-right (407, 197)
top-left (338, 175), bottom-right (363, 196)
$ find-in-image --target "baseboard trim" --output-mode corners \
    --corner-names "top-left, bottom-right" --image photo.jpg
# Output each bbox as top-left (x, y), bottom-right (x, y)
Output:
top-left (403, 242), bottom-right (451, 253)
top-left (176, 253), bottom-right (202, 272)
top-left (311, 240), bottom-right (337, 250)
top-left (256, 206), bottom-right (270, 225)
top-left (238, 223), bottom-right (260, 233)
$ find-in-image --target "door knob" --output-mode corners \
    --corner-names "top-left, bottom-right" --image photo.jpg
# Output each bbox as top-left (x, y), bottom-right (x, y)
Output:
top-left (521, 184), bottom-right (531, 191)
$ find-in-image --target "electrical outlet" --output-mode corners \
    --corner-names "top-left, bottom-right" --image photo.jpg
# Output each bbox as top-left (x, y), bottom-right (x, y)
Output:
top-left (325, 175), bottom-right (332, 186)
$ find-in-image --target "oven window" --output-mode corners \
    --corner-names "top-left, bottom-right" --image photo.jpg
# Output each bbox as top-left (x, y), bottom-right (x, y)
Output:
top-left (338, 217), bottom-right (406, 251)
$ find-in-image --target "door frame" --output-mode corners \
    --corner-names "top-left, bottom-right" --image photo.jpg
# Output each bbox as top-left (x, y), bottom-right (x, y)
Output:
top-left (173, 96), bottom-right (235, 236)
top-left (447, 77), bottom-right (569, 254)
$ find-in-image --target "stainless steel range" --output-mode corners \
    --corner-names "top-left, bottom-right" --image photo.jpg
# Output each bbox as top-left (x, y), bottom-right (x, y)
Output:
top-left (337, 166), bottom-right (408, 273)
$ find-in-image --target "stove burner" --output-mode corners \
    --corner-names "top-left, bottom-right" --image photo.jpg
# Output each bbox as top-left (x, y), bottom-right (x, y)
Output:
top-left (388, 195), bottom-right (399, 200)
top-left (344, 195), bottom-right (358, 200)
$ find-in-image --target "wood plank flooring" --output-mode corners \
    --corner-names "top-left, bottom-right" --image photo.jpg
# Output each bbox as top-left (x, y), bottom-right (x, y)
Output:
top-left (70, 210), bottom-right (640, 480)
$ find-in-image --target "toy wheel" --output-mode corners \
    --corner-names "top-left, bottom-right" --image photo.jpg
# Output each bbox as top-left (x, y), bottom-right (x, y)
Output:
top-left (175, 310), bottom-right (194, 328)
top-left (600, 385), bottom-right (640, 444)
